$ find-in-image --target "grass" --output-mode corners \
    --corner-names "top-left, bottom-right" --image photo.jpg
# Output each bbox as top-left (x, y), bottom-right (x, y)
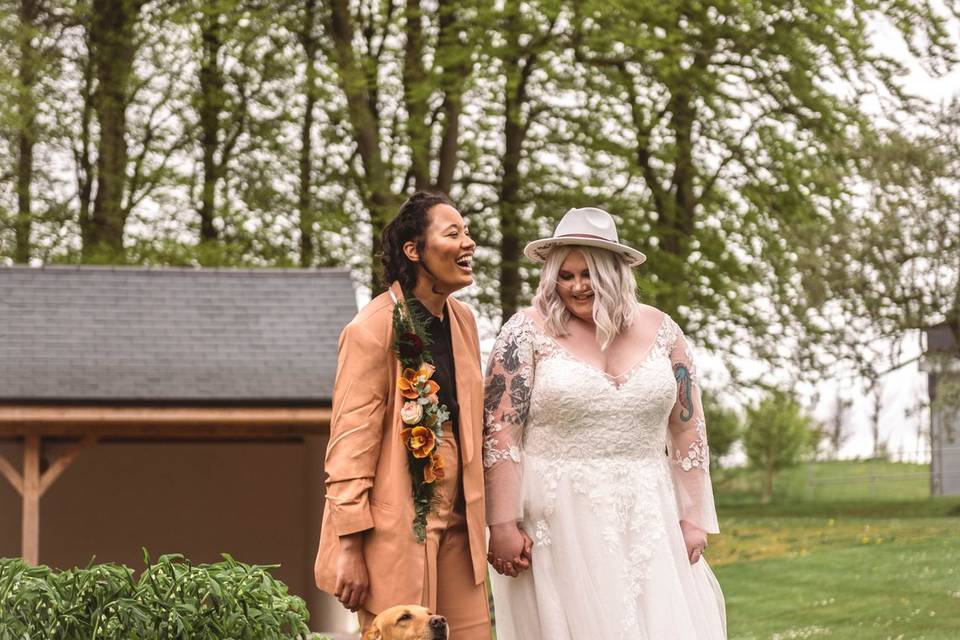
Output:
top-left (711, 484), bottom-right (960, 640)
top-left (714, 459), bottom-right (931, 504)
top-left (716, 534), bottom-right (960, 639)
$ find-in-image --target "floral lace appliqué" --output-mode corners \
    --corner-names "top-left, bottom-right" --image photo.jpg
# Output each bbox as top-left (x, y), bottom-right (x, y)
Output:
top-left (534, 519), bottom-right (552, 547)
top-left (674, 415), bottom-right (708, 471)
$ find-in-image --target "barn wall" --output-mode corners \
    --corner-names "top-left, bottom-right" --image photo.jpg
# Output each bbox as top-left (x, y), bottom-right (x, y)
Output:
top-left (931, 406), bottom-right (960, 496)
top-left (0, 437), bottom-right (350, 631)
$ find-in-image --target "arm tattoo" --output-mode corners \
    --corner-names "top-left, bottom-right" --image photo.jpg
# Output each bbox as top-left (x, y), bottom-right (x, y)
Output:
top-left (674, 363), bottom-right (694, 422)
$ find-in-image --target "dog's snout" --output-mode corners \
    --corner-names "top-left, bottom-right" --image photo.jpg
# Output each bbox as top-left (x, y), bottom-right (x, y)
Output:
top-left (429, 614), bottom-right (447, 629)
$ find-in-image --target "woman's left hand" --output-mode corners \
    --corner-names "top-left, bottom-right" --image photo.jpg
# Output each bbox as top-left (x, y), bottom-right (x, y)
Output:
top-left (488, 523), bottom-right (533, 577)
top-left (680, 520), bottom-right (708, 565)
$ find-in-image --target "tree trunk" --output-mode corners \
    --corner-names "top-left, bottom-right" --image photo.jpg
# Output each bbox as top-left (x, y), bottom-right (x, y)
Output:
top-left (14, 0), bottom-right (39, 263)
top-left (761, 463), bottom-right (774, 503)
top-left (657, 86), bottom-right (697, 270)
top-left (434, 0), bottom-right (465, 195)
top-left (403, 0), bottom-right (430, 191)
top-left (326, 0), bottom-right (398, 291)
top-left (498, 43), bottom-right (535, 322)
top-left (369, 195), bottom-right (396, 291)
top-left (198, 6), bottom-right (224, 244)
top-left (86, 0), bottom-right (141, 260)
top-left (870, 382), bottom-right (883, 458)
top-left (77, 54), bottom-right (96, 249)
top-left (298, 0), bottom-right (319, 267)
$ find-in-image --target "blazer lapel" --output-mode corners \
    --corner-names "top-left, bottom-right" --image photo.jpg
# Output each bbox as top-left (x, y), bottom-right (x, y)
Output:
top-left (447, 301), bottom-right (476, 464)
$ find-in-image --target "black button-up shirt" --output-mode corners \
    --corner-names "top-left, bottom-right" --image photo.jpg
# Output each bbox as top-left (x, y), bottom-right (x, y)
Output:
top-left (406, 297), bottom-right (460, 439)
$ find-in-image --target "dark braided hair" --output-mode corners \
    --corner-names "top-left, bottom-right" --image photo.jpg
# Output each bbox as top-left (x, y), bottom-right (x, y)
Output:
top-left (379, 191), bottom-right (455, 291)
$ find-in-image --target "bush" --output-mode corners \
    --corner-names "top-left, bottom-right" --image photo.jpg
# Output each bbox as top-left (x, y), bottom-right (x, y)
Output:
top-left (743, 391), bottom-right (816, 503)
top-left (0, 552), bottom-right (312, 639)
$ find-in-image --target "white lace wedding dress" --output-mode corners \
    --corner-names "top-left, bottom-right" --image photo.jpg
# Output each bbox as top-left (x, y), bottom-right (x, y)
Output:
top-left (483, 310), bottom-right (726, 640)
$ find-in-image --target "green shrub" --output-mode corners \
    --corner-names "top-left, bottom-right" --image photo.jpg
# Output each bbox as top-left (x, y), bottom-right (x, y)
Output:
top-left (0, 552), bottom-right (312, 639)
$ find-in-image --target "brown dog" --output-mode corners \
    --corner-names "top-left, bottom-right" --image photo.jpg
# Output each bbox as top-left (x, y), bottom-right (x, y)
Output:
top-left (361, 604), bottom-right (449, 640)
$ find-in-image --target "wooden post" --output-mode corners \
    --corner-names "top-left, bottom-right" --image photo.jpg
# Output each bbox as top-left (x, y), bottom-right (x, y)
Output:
top-left (0, 452), bottom-right (23, 495)
top-left (0, 434), bottom-right (97, 565)
top-left (22, 434), bottom-right (40, 565)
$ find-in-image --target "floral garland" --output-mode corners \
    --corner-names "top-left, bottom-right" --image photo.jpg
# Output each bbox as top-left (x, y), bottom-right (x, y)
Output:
top-left (392, 296), bottom-right (449, 543)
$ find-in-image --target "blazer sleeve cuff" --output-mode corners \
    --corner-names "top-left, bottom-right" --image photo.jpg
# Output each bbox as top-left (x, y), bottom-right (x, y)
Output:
top-left (329, 503), bottom-right (375, 537)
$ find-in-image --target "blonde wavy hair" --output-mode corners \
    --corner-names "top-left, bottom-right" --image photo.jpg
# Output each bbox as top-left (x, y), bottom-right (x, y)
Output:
top-left (533, 246), bottom-right (640, 350)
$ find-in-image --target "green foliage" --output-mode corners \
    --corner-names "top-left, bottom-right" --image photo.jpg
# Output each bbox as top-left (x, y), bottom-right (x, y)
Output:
top-left (797, 101), bottom-right (960, 378)
top-left (554, 0), bottom-right (958, 381)
top-left (0, 553), bottom-right (312, 640)
top-left (0, 0), bottom-right (957, 378)
top-left (702, 393), bottom-right (742, 469)
top-left (744, 392), bottom-right (815, 470)
top-left (743, 391), bottom-right (816, 501)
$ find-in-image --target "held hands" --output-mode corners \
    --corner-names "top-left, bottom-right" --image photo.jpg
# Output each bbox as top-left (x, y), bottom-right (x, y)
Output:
top-left (334, 533), bottom-right (369, 611)
top-left (487, 522), bottom-right (533, 577)
top-left (680, 519), bottom-right (708, 565)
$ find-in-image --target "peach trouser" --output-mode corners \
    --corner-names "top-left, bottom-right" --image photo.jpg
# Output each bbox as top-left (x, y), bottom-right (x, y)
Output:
top-left (358, 431), bottom-right (491, 639)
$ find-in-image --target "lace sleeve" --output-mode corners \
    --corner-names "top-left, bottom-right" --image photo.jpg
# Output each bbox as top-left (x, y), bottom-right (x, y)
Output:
top-left (666, 320), bottom-right (720, 534)
top-left (483, 312), bottom-right (535, 526)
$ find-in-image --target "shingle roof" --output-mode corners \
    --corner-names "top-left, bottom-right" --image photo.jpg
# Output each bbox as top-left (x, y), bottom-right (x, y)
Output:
top-left (0, 266), bottom-right (357, 404)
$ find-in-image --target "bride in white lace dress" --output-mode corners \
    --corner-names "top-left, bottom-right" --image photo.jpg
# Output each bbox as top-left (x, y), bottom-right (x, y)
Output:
top-left (483, 207), bottom-right (726, 639)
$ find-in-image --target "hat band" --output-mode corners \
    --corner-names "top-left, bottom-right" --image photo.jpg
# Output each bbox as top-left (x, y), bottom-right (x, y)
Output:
top-left (554, 232), bottom-right (616, 241)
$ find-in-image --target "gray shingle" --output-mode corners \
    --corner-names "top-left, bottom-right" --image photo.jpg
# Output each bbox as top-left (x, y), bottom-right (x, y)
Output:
top-left (0, 265), bottom-right (358, 403)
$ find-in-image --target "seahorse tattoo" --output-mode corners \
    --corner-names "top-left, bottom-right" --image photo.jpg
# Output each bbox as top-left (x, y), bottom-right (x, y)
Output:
top-left (674, 363), bottom-right (694, 422)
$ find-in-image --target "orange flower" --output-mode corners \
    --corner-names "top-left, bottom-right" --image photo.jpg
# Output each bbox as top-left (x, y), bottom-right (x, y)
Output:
top-left (424, 451), bottom-right (445, 484)
top-left (401, 426), bottom-right (436, 458)
top-left (423, 379), bottom-right (439, 404)
top-left (397, 369), bottom-right (420, 399)
top-left (397, 364), bottom-right (437, 399)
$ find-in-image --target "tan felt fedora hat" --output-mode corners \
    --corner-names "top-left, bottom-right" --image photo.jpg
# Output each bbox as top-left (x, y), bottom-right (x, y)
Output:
top-left (523, 207), bottom-right (646, 266)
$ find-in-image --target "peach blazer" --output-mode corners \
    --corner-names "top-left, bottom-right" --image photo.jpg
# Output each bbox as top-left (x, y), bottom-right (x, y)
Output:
top-left (314, 282), bottom-right (487, 613)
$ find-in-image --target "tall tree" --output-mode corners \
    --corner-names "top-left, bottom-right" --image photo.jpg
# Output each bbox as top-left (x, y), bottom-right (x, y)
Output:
top-left (561, 0), bottom-right (957, 377)
top-left (867, 377), bottom-right (887, 459)
top-left (491, 1), bottom-right (564, 320)
top-left (320, 0), bottom-right (479, 288)
top-left (13, 0), bottom-right (40, 262)
top-left (297, 0), bottom-right (320, 267)
top-left (83, 0), bottom-right (145, 259)
top-left (176, 0), bottom-right (303, 264)
top-left (827, 389), bottom-right (853, 459)
top-left (803, 102), bottom-right (960, 382)
top-left (1, 0), bottom-right (70, 263)
top-left (196, 0), bottom-right (226, 244)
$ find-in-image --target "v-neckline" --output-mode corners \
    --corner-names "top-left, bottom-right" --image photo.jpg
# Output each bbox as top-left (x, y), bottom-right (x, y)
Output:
top-left (527, 311), bottom-right (669, 389)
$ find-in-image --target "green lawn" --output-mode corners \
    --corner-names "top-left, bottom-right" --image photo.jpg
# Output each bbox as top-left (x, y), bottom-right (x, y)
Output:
top-left (712, 496), bottom-right (960, 640)
top-left (714, 459), bottom-right (931, 504)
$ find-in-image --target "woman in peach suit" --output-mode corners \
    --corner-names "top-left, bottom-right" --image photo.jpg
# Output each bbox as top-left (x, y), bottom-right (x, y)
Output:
top-left (314, 192), bottom-right (492, 639)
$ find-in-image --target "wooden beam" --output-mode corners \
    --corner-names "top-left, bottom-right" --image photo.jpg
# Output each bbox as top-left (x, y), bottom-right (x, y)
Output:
top-left (22, 434), bottom-right (40, 565)
top-left (0, 406), bottom-right (332, 438)
top-left (0, 452), bottom-right (23, 495)
top-left (39, 434), bottom-right (97, 496)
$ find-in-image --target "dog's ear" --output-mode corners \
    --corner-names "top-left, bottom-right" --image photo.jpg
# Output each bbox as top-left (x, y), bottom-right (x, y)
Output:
top-left (361, 621), bottom-right (382, 640)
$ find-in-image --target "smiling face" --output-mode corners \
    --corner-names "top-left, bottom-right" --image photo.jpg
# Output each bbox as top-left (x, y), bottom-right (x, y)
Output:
top-left (408, 204), bottom-right (475, 293)
top-left (557, 249), bottom-right (595, 323)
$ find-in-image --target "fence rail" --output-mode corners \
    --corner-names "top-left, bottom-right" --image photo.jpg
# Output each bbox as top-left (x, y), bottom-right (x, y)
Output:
top-left (800, 448), bottom-right (960, 499)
